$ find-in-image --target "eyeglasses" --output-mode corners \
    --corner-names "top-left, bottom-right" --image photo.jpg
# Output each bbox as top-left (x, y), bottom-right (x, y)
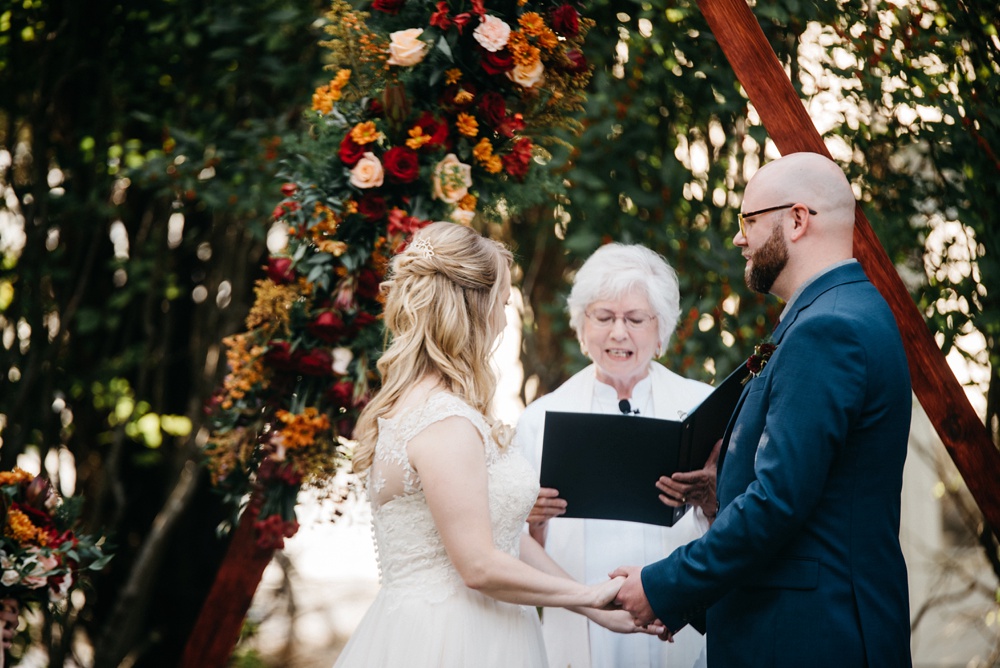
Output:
top-left (584, 309), bottom-right (657, 330)
top-left (738, 203), bottom-right (817, 237)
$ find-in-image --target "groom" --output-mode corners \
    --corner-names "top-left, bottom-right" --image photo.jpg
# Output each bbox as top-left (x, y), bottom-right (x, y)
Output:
top-left (613, 152), bottom-right (912, 666)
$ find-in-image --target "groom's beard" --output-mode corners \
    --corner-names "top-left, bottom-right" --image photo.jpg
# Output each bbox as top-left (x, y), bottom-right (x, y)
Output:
top-left (745, 224), bottom-right (789, 294)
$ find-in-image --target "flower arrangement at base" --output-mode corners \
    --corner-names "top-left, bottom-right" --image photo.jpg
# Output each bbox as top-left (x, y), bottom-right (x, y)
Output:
top-left (201, 0), bottom-right (594, 547)
top-left (0, 468), bottom-right (113, 608)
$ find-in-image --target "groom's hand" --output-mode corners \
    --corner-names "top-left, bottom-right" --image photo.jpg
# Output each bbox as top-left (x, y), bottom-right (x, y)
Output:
top-left (609, 566), bottom-right (657, 627)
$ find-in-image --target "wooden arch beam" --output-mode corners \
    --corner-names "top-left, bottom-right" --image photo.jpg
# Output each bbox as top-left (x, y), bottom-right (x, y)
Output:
top-left (696, 0), bottom-right (1000, 528)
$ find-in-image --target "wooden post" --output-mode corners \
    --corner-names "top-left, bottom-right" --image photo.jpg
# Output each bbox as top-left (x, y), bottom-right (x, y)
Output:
top-left (696, 0), bottom-right (1000, 528)
top-left (179, 500), bottom-right (275, 667)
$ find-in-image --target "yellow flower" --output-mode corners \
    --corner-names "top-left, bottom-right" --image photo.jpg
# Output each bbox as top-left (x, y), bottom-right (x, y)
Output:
top-left (350, 121), bottom-right (382, 145)
top-left (454, 89), bottom-right (474, 105)
top-left (445, 68), bottom-right (463, 85)
top-left (406, 126), bottom-right (432, 150)
top-left (456, 113), bottom-right (479, 137)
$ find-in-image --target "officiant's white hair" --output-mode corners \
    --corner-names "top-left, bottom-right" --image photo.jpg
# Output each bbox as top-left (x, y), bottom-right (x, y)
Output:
top-left (566, 243), bottom-right (681, 351)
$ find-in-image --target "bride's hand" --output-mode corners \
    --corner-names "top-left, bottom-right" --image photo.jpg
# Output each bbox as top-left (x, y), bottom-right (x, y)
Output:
top-left (589, 575), bottom-right (624, 609)
top-left (587, 608), bottom-right (667, 636)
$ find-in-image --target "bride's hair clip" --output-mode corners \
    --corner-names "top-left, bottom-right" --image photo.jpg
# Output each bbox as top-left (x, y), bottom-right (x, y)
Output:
top-left (412, 237), bottom-right (434, 259)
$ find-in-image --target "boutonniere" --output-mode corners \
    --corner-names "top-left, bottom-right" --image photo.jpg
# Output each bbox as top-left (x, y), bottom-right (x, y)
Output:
top-left (742, 342), bottom-right (777, 384)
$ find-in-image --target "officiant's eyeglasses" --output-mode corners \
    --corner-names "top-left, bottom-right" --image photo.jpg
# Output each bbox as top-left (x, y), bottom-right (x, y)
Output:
top-left (738, 203), bottom-right (817, 237)
top-left (585, 309), bottom-right (657, 330)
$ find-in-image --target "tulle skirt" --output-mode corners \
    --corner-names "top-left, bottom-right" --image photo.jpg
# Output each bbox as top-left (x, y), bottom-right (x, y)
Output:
top-left (333, 585), bottom-right (548, 667)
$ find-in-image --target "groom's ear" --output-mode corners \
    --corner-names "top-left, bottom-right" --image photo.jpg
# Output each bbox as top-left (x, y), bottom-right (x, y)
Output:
top-left (787, 204), bottom-right (811, 242)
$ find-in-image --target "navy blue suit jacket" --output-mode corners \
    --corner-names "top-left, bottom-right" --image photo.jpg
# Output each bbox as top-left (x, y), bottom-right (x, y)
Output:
top-left (641, 262), bottom-right (912, 667)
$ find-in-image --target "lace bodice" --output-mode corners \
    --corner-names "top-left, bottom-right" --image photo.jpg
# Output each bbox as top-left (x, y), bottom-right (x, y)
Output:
top-left (367, 392), bottom-right (539, 602)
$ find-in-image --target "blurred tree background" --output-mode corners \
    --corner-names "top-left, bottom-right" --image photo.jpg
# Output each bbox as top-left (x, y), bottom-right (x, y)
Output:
top-left (1, 0), bottom-right (996, 665)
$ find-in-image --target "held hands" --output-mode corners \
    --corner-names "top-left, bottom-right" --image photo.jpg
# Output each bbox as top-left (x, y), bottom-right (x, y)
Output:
top-left (585, 576), bottom-right (668, 637)
top-left (656, 438), bottom-right (722, 517)
top-left (609, 566), bottom-right (658, 627)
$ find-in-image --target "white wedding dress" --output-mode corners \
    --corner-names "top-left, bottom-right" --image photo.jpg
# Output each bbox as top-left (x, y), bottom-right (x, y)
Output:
top-left (333, 392), bottom-right (548, 667)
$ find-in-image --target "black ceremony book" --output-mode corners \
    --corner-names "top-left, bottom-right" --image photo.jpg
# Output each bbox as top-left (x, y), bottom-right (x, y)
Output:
top-left (538, 364), bottom-right (750, 527)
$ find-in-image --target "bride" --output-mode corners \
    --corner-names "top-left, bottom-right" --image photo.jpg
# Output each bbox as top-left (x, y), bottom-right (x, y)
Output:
top-left (334, 222), bottom-right (660, 667)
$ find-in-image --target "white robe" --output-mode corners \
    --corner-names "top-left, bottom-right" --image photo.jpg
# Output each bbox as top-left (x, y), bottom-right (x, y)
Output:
top-left (516, 363), bottom-right (713, 668)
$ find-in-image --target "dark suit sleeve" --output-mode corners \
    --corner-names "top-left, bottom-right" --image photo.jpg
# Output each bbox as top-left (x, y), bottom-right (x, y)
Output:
top-left (641, 311), bottom-right (868, 631)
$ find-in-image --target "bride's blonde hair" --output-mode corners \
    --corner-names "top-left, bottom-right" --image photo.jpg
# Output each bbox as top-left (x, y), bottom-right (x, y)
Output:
top-left (352, 222), bottom-right (513, 475)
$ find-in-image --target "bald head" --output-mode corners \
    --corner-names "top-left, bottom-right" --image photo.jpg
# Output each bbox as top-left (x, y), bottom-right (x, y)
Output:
top-left (738, 153), bottom-right (858, 299)
top-left (747, 152), bottom-right (856, 239)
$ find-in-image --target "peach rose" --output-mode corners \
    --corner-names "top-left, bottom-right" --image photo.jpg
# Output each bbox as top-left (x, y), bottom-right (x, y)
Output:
top-left (507, 59), bottom-right (545, 88)
top-left (432, 154), bottom-right (473, 204)
top-left (349, 152), bottom-right (385, 189)
top-left (387, 28), bottom-right (428, 67)
top-left (473, 15), bottom-right (511, 52)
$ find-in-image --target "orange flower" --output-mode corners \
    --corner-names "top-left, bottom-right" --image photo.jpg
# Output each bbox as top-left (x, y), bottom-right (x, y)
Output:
top-left (518, 12), bottom-right (546, 37)
top-left (507, 32), bottom-right (540, 68)
top-left (457, 193), bottom-right (478, 211)
top-left (4, 507), bottom-right (46, 546)
top-left (406, 126), bottom-right (432, 150)
top-left (0, 468), bottom-right (33, 487)
top-left (473, 137), bottom-right (494, 162)
top-left (454, 89), bottom-right (474, 105)
top-left (350, 121), bottom-right (382, 145)
top-left (538, 28), bottom-right (558, 51)
top-left (274, 408), bottom-right (331, 449)
top-left (456, 113), bottom-right (479, 137)
top-left (445, 68), bottom-right (462, 85)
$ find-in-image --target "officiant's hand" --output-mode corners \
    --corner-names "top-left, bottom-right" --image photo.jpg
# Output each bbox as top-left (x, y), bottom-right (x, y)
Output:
top-left (609, 565), bottom-right (658, 627)
top-left (526, 487), bottom-right (566, 546)
top-left (656, 439), bottom-right (721, 519)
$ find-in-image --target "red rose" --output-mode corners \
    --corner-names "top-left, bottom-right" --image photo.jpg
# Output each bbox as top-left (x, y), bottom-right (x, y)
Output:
top-left (339, 134), bottom-right (366, 167)
top-left (480, 48), bottom-right (514, 75)
top-left (308, 311), bottom-right (346, 343)
top-left (266, 257), bottom-right (295, 284)
top-left (372, 0), bottom-right (405, 14)
top-left (564, 49), bottom-right (589, 74)
top-left (368, 98), bottom-right (384, 117)
top-left (551, 5), bottom-right (580, 37)
top-left (296, 347), bottom-right (334, 376)
top-left (358, 194), bottom-right (387, 222)
top-left (271, 200), bottom-right (300, 222)
top-left (326, 380), bottom-right (355, 409)
top-left (265, 341), bottom-right (296, 371)
top-left (353, 311), bottom-right (379, 330)
top-left (478, 91), bottom-right (507, 130)
top-left (502, 138), bottom-right (533, 181)
top-left (382, 146), bottom-right (420, 183)
top-left (280, 182), bottom-right (297, 197)
top-left (497, 112), bottom-right (525, 139)
top-left (356, 269), bottom-right (383, 300)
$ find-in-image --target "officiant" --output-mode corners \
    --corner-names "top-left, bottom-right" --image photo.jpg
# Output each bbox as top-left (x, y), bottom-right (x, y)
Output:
top-left (516, 243), bottom-right (718, 668)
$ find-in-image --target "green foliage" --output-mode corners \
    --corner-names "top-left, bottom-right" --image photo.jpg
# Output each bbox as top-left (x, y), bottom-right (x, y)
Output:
top-left (0, 0), bottom-right (329, 664)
